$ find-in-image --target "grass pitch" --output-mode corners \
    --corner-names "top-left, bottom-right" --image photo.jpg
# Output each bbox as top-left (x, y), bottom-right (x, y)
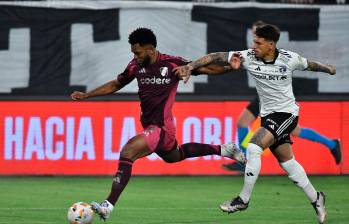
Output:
top-left (0, 176), bottom-right (348, 224)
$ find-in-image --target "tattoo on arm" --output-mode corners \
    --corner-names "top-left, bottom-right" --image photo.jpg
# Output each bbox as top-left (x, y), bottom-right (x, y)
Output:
top-left (307, 59), bottom-right (332, 74)
top-left (191, 52), bottom-right (229, 70)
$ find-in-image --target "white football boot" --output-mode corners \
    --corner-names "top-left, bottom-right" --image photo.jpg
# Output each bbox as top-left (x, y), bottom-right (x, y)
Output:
top-left (311, 191), bottom-right (327, 224)
top-left (220, 142), bottom-right (246, 164)
top-left (91, 200), bottom-right (114, 221)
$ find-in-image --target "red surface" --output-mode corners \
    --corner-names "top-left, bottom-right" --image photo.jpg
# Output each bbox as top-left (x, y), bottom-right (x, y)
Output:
top-left (0, 101), bottom-right (347, 175)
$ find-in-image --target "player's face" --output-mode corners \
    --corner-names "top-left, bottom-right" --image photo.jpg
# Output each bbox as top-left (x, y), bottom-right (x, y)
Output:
top-left (252, 36), bottom-right (274, 58)
top-left (131, 43), bottom-right (152, 66)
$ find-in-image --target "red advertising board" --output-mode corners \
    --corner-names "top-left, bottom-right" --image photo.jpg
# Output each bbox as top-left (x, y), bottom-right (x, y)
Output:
top-left (0, 101), bottom-right (348, 175)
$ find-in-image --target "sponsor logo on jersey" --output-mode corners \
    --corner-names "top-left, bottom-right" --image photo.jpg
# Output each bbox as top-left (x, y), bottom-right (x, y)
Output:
top-left (253, 74), bottom-right (287, 81)
top-left (255, 66), bottom-right (261, 71)
top-left (140, 76), bottom-right (171, 85)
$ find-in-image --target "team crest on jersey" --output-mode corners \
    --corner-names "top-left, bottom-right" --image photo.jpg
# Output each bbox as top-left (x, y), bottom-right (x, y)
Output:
top-left (279, 65), bottom-right (287, 74)
top-left (160, 67), bottom-right (168, 76)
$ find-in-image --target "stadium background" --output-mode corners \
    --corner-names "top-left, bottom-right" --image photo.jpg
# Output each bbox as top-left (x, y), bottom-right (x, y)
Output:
top-left (0, 0), bottom-right (348, 176)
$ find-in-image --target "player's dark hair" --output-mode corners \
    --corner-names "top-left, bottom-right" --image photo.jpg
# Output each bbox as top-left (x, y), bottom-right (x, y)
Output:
top-left (128, 27), bottom-right (157, 47)
top-left (255, 24), bottom-right (280, 43)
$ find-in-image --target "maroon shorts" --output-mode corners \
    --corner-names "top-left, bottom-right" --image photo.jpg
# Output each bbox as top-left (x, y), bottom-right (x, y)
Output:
top-left (141, 119), bottom-right (177, 152)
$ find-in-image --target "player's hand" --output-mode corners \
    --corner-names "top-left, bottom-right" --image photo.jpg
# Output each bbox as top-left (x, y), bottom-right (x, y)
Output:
top-left (229, 52), bottom-right (242, 70)
top-left (71, 91), bottom-right (88, 100)
top-left (327, 64), bottom-right (336, 75)
top-left (173, 64), bottom-right (193, 84)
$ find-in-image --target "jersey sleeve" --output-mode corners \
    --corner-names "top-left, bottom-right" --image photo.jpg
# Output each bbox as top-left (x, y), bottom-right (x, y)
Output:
top-left (289, 51), bottom-right (308, 71)
top-left (173, 56), bottom-right (190, 67)
top-left (117, 61), bottom-right (136, 87)
top-left (228, 49), bottom-right (250, 69)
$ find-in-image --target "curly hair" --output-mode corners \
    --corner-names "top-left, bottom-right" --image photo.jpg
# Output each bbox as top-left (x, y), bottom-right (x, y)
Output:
top-left (128, 27), bottom-right (157, 47)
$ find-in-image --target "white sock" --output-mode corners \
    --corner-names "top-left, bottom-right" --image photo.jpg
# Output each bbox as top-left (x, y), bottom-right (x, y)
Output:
top-left (239, 143), bottom-right (263, 203)
top-left (280, 158), bottom-right (317, 202)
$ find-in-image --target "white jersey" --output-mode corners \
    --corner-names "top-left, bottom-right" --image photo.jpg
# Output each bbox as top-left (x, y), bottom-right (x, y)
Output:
top-left (228, 49), bottom-right (308, 117)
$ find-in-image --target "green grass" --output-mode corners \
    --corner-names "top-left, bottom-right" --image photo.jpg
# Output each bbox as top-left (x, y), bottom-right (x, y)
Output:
top-left (0, 176), bottom-right (348, 224)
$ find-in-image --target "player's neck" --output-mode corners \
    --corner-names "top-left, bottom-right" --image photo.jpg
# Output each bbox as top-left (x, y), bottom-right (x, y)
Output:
top-left (263, 48), bottom-right (277, 63)
top-left (150, 50), bottom-right (159, 64)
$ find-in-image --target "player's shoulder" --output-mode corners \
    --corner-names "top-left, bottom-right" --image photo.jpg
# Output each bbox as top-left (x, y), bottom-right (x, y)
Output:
top-left (159, 53), bottom-right (189, 63)
top-left (241, 49), bottom-right (257, 62)
top-left (278, 48), bottom-right (301, 59)
top-left (125, 58), bottom-right (138, 73)
top-left (278, 48), bottom-right (307, 65)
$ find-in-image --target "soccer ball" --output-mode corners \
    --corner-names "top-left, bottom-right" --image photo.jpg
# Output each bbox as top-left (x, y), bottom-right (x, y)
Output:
top-left (67, 202), bottom-right (94, 224)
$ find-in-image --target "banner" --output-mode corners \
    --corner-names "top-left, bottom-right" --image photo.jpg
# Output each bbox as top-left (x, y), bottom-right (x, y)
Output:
top-left (0, 101), bottom-right (348, 175)
top-left (0, 2), bottom-right (348, 97)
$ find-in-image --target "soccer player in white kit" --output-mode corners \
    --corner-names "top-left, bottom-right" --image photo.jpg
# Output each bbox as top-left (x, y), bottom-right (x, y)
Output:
top-left (174, 24), bottom-right (336, 224)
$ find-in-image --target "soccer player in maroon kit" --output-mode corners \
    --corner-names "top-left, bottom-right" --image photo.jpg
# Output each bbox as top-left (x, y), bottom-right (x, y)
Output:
top-left (71, 27), bottom-right (245, 221)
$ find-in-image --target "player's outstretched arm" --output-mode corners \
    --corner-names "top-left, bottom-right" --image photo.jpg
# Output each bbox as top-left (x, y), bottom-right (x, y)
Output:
top-left (196, 64), bottom-right (233, 75)
top-left (174, 52), bottom-right (240, 83)
top-left (71, 79), bottom-right (123, 100)
top-left (307, 59), bottom-right (336, 75)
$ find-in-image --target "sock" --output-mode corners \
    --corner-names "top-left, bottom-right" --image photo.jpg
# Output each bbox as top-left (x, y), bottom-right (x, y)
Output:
top-left (237, 126), bottom-right (249, 154)
top-left (280, 158), bottom-right (317, 202)
top-left (178, 143), bottom-right (220, 160)
top-left (239, 143), bottom-right (263, 203)
top-left (299, 128), bottom-right (336, 150)
top-left (106, 157), bottom-right (133, 205)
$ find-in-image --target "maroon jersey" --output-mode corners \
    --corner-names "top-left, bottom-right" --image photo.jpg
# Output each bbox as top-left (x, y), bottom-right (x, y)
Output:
top-left (117, 52), bottom-right (188, 127)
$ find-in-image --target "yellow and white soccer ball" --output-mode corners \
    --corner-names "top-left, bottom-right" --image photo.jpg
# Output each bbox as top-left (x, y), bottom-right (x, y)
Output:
top-left (67, 202), bottom-right (94, 224)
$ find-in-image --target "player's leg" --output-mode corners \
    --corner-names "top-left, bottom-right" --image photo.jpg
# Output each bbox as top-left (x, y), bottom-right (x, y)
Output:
top-left (157, 139), bottom-right (245, 164)
top-left (237, 97), bottom-right (259, 153)
top-left (274, 143), bottom-right (327, 224)
top-left (292, 125), bottom-right (342, 164)
top-left (91, 134), bottom-right (152, 220)
top-left (151, 119), bottom-right (244, 163)
top-left (222, 98), bottom-right (259, 172)
top-left (220, 126), bottom-right (274, 213)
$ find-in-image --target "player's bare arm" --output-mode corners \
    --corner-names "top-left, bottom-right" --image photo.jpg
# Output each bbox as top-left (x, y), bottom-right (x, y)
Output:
top-left (71, 79), bottom-right (122, 100)
top-left (195, 64), bottom-right (234, 75)
top-left (307, 59), bottom-right (336, 75)
top-left (174, 52), bottom-right (241, 83)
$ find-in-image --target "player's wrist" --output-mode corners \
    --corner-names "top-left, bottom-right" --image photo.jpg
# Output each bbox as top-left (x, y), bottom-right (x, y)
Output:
top-left (186, 63), bottom-right (194, 72)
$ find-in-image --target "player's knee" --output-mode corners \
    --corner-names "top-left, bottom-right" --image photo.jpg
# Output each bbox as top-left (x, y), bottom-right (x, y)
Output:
top-left (247, 143), bottom-right (263, 159)
top-left (119, 145), bottom-right (140, 161)
top-left (161, 156), bottom-right (178, 163)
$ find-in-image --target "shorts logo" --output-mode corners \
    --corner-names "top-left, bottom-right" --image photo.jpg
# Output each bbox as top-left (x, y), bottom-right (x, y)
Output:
top-left (269, 124), bottom-right (275, 130)
top-left (160, 67), bottom-right (168, 76)
top-left (143, 127), bottom-right (155, 136)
